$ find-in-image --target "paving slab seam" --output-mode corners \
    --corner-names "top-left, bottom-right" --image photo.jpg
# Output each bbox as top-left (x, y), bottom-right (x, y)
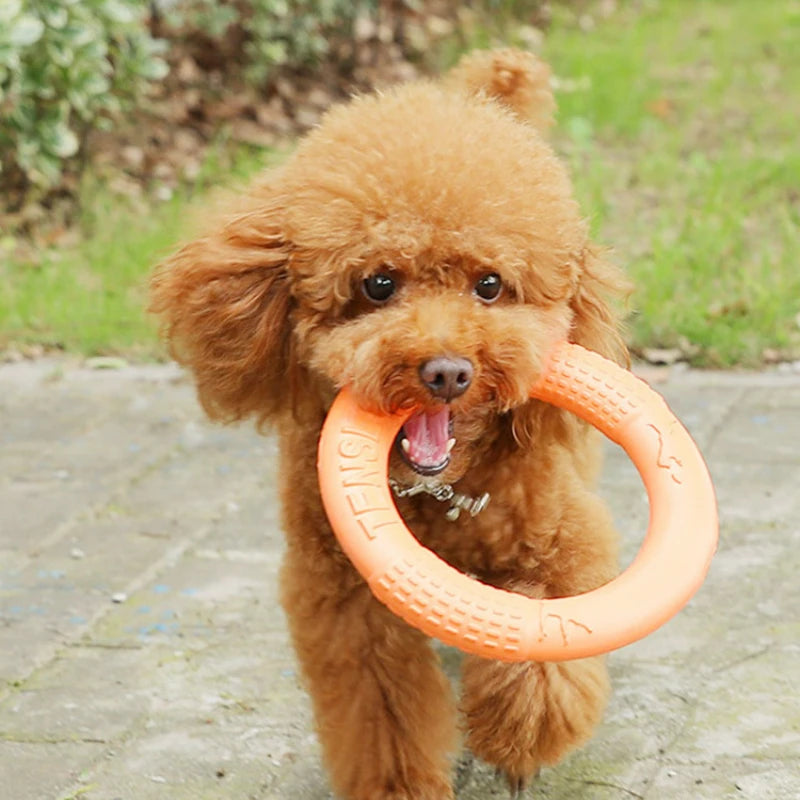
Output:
top-left (0, 391), bottom-right (116, 476)
top-left (697, 384), bottom-right (749, 456)
top-left (1, 393), bottom-right (276, 692)
top-left (660, 369), bottom-right (800, 389)
top-left (65, 641), bottom-right (144, 652)
top-left (50, 700), bottom-right (186, 799)
top-left (53, 711), bottom-right (283, 800)
top-left (24, 445), bottom-right (183, 560)
top-left (708, 644), bottom-right (774, 675)
top-left (630, 708), bottom-right (700, 794)
top-left (31, 472), bottom-right (275, 799)
top-left (653, 702), bottom-right (697, 757)
top-left (562, 776), bottom-right (646, 799)
top-left (0, 367), bottom-right (181, 499)
top-left (647, 755), bottom-right (800, 767)
top-left (0, 525), bottom-right (209, 706)
top-left (0, 451), bottom-right (268, 703)
top-left (1, 733), bottom-right (108, 746)
top-left (2, 362), bottom-right (798, 799)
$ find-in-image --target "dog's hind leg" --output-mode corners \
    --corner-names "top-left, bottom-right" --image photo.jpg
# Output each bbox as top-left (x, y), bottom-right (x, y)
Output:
top-left (281, 549), bottom-right (458, 800)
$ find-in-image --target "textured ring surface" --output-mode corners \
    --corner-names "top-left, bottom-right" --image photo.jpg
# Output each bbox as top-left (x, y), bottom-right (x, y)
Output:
top-left (317, 342), bottom-right (718, 661)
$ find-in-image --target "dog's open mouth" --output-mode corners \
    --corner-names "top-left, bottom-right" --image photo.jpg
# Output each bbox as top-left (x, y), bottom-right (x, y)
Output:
top-left (396, 406), bottom-right (455, 476)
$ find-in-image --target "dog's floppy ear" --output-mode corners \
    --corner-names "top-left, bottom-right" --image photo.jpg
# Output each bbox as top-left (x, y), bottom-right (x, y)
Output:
top-left (150, 191), bottom-right (294, 427)
top-left (569, 244), bottom-right (631, 367)
top-left (509, 245), bottom-right (629, 453)
top-left (445, 48), bottom-right (556, 133)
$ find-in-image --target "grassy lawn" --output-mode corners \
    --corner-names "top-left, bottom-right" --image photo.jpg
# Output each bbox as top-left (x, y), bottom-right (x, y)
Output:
top-left (1, 189), bottom-right (191, 359)
top-left (2, 0), bottom-right (798, 365)
top-left (541, 0), bottom-right (800, 365)
top-left (0, 145), bottom-right (281, 358)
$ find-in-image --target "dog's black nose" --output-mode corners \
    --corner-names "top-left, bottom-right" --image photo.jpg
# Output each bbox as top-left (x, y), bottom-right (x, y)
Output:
top-left (419, 357), bottom-right (473, 401)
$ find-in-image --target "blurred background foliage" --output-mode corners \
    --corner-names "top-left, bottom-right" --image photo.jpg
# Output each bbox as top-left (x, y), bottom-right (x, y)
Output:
top-left (1, 0), bottom-right (167, 198)
top-left (1, 0), bottom-right (799, 367)
top-left (1, 0), bottom-right (543, 207)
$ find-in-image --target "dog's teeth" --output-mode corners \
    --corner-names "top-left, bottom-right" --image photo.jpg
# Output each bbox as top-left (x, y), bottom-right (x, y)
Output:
top-left (447, 438), bottom-right (456, 453)
top-left (401, 438), bottom-right (411, 454)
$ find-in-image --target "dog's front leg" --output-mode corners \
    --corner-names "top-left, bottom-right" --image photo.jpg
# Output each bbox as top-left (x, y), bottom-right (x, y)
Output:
top-left (461, 639), bottom-right (609, 793)
top-left (460, 491), bottom-right (618, 792)
top-left (281, 547), bottom-right (458, 800)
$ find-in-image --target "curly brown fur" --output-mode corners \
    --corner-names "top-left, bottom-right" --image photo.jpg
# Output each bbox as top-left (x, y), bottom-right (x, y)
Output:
top-left (151, 49), bottom-right (631, 799)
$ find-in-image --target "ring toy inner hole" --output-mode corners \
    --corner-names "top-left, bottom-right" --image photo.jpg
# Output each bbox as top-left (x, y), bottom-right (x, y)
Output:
top-left (317, 342), bottom-right (718, 662)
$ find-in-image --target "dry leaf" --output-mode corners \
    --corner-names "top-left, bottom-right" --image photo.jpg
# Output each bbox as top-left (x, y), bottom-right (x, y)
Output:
top-left (706, 299), bottom-right (750, 319)
top-left (646, 97), bottom-right (675, 120)
top-left (229, 119), bottom-right (278, 148)
top-left (642, 347), bottom-right (684, 366)
top-left (121, 145), bottom-right (145, 170)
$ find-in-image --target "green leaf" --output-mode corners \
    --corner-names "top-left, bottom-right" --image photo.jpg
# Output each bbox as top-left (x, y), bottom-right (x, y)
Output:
top-left (100, 0), bottom-right (136, 25)
top-left (0, 0), bottom-right (22, 25)
top-left (64, 23), bottom-right (101, 50)
top-left (0, 45), bottom-right (21, 71)
top-left (136, 56), bottom-right (168, 80)
top-left (50, 43), bottom-right (76, 68)
top-left (45, 7), bottom-right (69, 29)
top-left (49, 123), bottom-right (79, 158)
top-left (7, 15), bottom-right (45, 47)
top-left (84, 73), bottom-right (110, 96)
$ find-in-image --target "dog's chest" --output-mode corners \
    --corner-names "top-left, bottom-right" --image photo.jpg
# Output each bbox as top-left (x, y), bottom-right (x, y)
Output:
top-left (397, 493), bottom-right (538, 578)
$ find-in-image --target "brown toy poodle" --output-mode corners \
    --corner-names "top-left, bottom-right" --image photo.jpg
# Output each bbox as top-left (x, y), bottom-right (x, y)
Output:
top-left (151, 49), bottom-right (630, 800)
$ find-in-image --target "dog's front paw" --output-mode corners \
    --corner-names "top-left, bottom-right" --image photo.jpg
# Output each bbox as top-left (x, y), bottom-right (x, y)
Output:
top-left (360, 774), bottom-right (453, 800)
top-left (463, 656), bottom-right (609, 785)
top-left (495, 767), bottom-right (540, 799)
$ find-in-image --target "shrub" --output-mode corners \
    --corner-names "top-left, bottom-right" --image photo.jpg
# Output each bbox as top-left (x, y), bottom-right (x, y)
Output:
top-left (0, 0), bottom-right (168, 198)
top-left (158, 0), bottom-right (375, 85)
top-left (159, 1), bottom-right (551, 89)
top-left (243, 0), bottom-right (368, 85)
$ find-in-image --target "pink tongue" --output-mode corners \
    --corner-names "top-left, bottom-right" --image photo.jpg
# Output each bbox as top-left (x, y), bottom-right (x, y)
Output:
top-left (403, 407), bottom-right (450, 467)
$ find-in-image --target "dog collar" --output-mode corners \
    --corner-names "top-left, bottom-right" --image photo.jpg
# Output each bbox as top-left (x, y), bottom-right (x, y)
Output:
top-left (388, 478), bottom-right (490, 522)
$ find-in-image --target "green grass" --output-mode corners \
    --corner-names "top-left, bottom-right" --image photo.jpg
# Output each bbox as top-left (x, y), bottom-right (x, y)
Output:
top-left (2, 0), bottom-right (799, 365)
top-left (2, 193), bottom-right (184, 357)
top-left (0, 143), bottom-right (282, 358)
top-left (539, 0), bottom-right (800, 365)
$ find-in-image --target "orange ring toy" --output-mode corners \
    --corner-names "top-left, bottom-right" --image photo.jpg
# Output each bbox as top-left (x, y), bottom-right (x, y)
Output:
top-left (317, 342), bottom-right (718, 662)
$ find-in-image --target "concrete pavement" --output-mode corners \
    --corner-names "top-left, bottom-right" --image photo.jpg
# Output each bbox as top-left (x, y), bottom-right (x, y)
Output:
top-left (1, 357), bottom-right (799, 799)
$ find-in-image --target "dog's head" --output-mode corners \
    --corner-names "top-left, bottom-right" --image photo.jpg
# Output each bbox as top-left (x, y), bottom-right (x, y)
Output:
top-left (151, 51), bottom-right (628, 485)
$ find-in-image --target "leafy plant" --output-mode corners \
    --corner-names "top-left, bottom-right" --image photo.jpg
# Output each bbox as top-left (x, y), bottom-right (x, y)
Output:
top-left (0, 0), bottom-right (168, 197)
top-left (159, 0), bottom-right (377, 85)
top-left (243, 0), bottom-right (367, 85)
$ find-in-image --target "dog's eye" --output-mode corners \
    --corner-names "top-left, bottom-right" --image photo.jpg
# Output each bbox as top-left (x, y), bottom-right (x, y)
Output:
top-left (474, 273), bottom-right (502, 303)
top-left (363, 273), bottom-right (396, 303)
